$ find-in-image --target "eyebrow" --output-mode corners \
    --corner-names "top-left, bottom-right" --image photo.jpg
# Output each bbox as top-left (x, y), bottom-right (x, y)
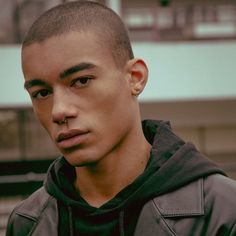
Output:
top-left (59, 62), bottom-right (96, 79)
top-left (24, 62), bottom-right (96, 90)
top-left (24, 79), bottom-right (47, 90)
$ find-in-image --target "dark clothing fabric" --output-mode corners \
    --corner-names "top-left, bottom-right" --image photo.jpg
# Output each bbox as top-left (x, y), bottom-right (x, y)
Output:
top-left (46, 152), bottom-right (156, 236)
top-left (6, 120), bottom-right (236, 236)
top-left (44, 120), bottom-right (225, 236)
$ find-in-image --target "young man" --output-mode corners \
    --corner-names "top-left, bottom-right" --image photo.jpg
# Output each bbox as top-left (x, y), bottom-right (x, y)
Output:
top-left (7, 1), bottom-right (236, 235)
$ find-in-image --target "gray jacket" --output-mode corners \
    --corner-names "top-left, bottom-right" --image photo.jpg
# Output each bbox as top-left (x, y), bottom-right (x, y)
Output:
top-left (6, 174), bottom-right (236, 236)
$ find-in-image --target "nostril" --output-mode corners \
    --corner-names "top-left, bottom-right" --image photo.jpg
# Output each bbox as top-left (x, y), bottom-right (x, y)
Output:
top-left (56, 118), bottom-right (68, 125)
top-left (52, 114), bottom-right (66, 124)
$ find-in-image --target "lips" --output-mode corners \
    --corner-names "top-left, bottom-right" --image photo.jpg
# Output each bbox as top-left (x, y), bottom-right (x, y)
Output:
top-left (56, 129), bottom-right (89, 149)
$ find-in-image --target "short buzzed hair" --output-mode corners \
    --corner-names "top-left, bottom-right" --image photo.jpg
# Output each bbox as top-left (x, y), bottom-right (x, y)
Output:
top-left (22, 1), bottom-right (134, 67)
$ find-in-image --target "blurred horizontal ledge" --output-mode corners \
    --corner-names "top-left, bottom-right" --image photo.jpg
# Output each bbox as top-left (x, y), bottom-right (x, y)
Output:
top-left (140, 98), bottom-right (236, 127)
top-left (0, 172), bottom-right (46, 184)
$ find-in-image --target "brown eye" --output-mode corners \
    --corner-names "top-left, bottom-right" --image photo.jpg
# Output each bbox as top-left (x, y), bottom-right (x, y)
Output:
top-left (71, 77), bottom-right (92, 88)
top-left (80, 77), bottom-right (90, 84)
top-left (31, 89), bottom-right (51, 99)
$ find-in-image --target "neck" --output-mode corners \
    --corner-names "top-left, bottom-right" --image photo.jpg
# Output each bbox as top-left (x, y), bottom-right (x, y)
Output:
top-left (74, 124), bottom-right (151, 208)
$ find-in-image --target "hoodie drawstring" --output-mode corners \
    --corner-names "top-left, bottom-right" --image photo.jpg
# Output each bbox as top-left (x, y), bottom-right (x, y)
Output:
top-left (119, 210), bottom-right (125, 236)
top-left (68, 206), bottom-right (74, 236)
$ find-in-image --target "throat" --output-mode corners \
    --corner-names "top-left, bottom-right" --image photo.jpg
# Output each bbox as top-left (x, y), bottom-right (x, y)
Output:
top-left (73, 141), bottom-right (151, 208)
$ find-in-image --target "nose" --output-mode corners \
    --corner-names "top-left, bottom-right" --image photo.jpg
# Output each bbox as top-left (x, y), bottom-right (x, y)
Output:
top-left (52, 87), bottom-right (77, 125)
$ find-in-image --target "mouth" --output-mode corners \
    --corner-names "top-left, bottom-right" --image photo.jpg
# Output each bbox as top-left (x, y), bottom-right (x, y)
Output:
top-left (56, 129), bottom-right (89, 149)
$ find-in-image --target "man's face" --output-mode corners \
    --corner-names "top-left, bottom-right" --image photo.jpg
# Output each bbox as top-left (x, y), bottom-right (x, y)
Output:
top-left (22, 31), bottom-right (138, 166)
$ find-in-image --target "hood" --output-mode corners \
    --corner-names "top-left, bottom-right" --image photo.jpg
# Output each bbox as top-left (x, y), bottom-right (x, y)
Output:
top-left (44, 120), bottom-right (225, 213)
top-left (140, 120), bottom-right (225, 197)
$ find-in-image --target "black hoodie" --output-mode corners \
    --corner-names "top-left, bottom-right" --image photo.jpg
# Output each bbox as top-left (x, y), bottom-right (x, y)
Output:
top-left (44, 120), bottom-right (225, 236)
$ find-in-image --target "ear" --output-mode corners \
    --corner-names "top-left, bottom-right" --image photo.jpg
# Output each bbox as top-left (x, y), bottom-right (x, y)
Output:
top-left (126, 58), bottom-right (148, 96)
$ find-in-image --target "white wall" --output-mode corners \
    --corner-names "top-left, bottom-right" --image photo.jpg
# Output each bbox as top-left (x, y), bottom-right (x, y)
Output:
top-left (1, 41), bottom-right (236, 107)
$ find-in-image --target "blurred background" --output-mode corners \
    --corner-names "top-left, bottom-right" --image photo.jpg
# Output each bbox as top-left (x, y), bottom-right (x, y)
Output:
top-left (0, 0), bottom-right (236, 234)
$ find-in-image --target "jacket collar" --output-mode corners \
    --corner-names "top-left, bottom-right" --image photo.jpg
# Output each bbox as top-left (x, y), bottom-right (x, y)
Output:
top-left (14, 187), bottom-right (58, 236)
top-left (134, 178), bottom-right (204, 236)
top-left (153, 178), bottom-right (204, 217)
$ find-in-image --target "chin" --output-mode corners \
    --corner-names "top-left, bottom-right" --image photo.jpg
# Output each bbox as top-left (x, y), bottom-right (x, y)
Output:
top-left (74, 161), bottom-right (99, 168)
top-left (62, 150), bottom-right (101, 168)
top-left (66, 158), bottom-right (100, 168)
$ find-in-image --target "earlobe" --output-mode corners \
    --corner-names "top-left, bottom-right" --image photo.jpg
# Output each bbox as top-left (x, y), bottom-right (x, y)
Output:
top-left (127, 58), bottom-right (149, 96)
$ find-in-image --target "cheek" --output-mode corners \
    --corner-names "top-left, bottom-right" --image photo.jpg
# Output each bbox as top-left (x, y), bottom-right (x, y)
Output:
top-left (32, 102), bottom-right (52, 132)
top-left (90, 83), bottom-right (123, 111)
top-left (88, 81), bottom-right (133, 127)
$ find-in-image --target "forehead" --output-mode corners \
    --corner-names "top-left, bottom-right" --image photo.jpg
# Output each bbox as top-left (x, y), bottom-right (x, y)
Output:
top-left (22, 31), bottom-right (116, 78)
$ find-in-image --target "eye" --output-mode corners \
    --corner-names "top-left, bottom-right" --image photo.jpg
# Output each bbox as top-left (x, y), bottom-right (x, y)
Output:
top-left (31, 89), bottom-right (51, 99)
top-left (71, 77), bottom-right (92, 88)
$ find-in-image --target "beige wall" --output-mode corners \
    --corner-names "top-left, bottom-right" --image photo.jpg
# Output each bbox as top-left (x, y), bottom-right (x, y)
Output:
top-left (140, 98), bottom-right (236, 179)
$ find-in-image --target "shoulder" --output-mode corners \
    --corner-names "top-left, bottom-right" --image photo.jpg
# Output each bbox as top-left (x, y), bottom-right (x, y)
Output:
top-left (203, 174), bottom-right (236, 217)
top-left (154, 174), bottom-right (236, 215)
top-left (204, 174), bottom-right (236, 196)
top-left (12, 187), bottom-right (51, 218)
top-left (6, 187), bottom-right (57, 236)
top-left (156, 174), bottom-right (236, 219)
top-left (136, 174), bottom-right (236, 236)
